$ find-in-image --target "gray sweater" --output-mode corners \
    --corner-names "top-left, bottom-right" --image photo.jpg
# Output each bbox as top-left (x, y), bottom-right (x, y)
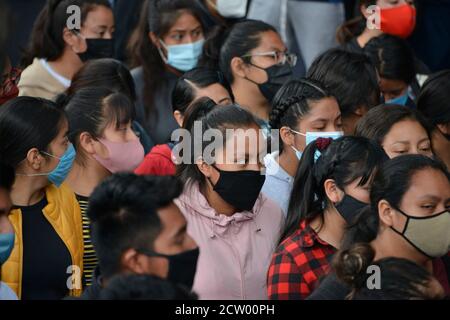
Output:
top-left (131, 66), bottom-right (180, 145)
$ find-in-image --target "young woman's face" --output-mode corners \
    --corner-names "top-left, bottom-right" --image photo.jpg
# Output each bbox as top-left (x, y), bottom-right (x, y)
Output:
top-left (382, 119), bottom-right (433, 158)
top-left (80, 5), bottom-right (115, 39)
top-left (290, 97), bottom-right (342, 152)
top-left (241, 30), bottom-right (287, 85)
top-left (380, 78), bottom-right (409, 102)
top-left (161, 12), bottom-right (204, 46)
top-left (0, 188), bottom-right (13, 236)
top-left (210, 124), bottom-right (265, 176)
top-left (93, 120), bottom-right (138, 159)
top-left (390, 167), bottom-right (450, 237)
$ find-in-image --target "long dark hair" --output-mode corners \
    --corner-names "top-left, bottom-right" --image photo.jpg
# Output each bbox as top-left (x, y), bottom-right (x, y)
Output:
top-left (417, 70), bottom-right (450, 128)
top-left (172, 67), bottom-right (233, 114)
top-left (270, 78), bottom-right (333, 153)
top-left (355, 104), bottom-right (433, 147)
top-left (21, 0), bottom-right (112, 67)
top-left (199, 19), bottom-right (277, 84)
top-left (127, 0), bottom-right (206, 118)
top-left (280, 136), bottom-right (387, 243)
top-left (176, 102), bottom-right (259, 190)
top-left (342, 154), bottom-right (450, 249)
top-left (364, 34), bottom-right (416, 85)
top-left (0, 96), bottom-right (66, 168)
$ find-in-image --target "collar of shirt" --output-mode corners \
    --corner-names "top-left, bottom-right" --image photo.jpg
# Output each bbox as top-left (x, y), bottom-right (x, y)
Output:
top-left (297, 220), bottom-right (331, 248)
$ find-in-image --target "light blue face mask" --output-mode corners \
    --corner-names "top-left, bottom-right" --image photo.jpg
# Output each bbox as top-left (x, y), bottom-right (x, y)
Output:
top-left (386, 93), bottom-right (409, 106)
top-left (290, 129), bottom-right (344, 161)
top-left (16, 143), bottom-right (76, 187)
top-left (0, 232), bottom-right (15, 265)
top-left (291, 146), bottom-right (302, 160)
top-left (159, 39), bottom-right (204, 72)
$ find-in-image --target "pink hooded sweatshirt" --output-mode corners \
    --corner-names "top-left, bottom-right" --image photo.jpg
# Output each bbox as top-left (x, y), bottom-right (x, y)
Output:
top-left (175, 181), bottom-right (284, 300)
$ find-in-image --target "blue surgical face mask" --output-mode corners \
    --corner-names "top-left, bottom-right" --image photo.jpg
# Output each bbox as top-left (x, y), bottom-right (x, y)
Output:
top-left (291, 129), bottom-right (344, 161)
top-left (290, 145), bottom-right (303, 160)
top-left (159, 39), bottom-right (204, 72)
top-left (0, 232), bottom-right (15, 265)
top-left (386, 92), bottom-right (409, 106)
top-left (17, 144), bottom-right (76, 187)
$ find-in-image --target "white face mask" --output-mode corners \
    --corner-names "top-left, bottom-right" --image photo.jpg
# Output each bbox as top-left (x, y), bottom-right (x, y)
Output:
top-left (208, 0), bottom-right (248, 18)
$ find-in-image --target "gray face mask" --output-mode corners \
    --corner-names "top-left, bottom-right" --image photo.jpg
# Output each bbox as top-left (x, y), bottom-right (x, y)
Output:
top-left (391, 207), bottom-right (450, 258)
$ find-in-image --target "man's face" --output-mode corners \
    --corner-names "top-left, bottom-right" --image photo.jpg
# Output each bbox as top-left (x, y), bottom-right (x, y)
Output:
top-left (126, 202), bottom-right (198, 280)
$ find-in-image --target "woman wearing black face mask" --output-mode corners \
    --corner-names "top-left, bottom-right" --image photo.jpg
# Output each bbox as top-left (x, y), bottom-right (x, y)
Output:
top-left (268, 136), bottom-right (387, 300)
top-left (18, 0), bottom-right (114, 100)
top-left (199, 19), bottom-right (296, 133)
top-left (308, 155), bottom-right (450, 300)
top-left (175, 101), bottom-right (284, 299)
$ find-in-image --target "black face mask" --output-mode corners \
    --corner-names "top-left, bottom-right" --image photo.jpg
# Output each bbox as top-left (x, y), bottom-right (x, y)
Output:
top-left (77, 38), bottom-right (114, 62)
top-left (209, 165), bottom-right (266, 212)
top-left (246, 63), bottom-right (294, 103)
top-left (335, 194), bottom-right (369, 224)
top-left (138, 247), bottom-right (199, 290)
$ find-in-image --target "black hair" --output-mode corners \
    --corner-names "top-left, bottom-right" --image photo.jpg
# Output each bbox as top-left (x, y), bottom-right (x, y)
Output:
top-left (364, 34), bottom-right (416, 85)
top-left (99, 274), bottom-right (198, 300)
top-left (343, 155), bottom-right (450, 248)
top-left (355, 104), bottom-right (433, 147)
top-left (0, 162), bottom-right (14, 192)
top-left (199, 19), bottom-right (277, 84)
top-left (63, 87), bottom-right (135, 165)
top-left (417, 70), bottom-right (450, 127)
top-left (270, 78), bottom-right (335, 153)
top-left (333, 243), bottom-right (440, 300)
top-left (64, 58), bottom-right (137, 102)
top-left (0, 0), bottom-right (11, 74)
top-left (307, 48), bottom-right (380, 118)
top-left (87, 173), bottom-right (184, 279)
top-left (0, 96), bottom-right (66, 168)
top-left (281, 136), bottom-right (387, 243)
top-left (172, 67), bottom-right (233, 114)
top-left (176, 103), bottom-right (259, 190)
top-left (21, 0), bottom-right (112, 67)
top-left (127, 0), bottom-right (206, 117)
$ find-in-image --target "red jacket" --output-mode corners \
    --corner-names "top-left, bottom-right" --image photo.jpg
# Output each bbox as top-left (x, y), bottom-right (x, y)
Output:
top-left (134, 144), bottom-right (176, 176)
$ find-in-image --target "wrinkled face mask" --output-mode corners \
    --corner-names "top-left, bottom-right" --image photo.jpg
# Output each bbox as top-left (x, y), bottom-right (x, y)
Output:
top-left (93, 138), bottom-right (145, 173)
top-left (391, 207), bottom-right (450, 258)
top-left (335, 194), bottom-right (369, 224)
top-left (245, 63), bottom-right (294, 103)
top-left (74, 31), bottom-right (114, 62)
top-left (380, 4), bottom-right (417, 38)
top-left (209, 165), bottom-right (266, 212)
top-left (158, 39), bottom-right (204, 72)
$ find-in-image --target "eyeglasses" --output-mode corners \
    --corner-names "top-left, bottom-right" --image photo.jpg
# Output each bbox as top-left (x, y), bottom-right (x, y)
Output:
top-left (241, 51), bottom-right (297, 67)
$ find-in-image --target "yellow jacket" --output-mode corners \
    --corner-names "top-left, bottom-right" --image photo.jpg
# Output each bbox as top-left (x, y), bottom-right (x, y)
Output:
top-left (1, 184), bottom-right (84, 299)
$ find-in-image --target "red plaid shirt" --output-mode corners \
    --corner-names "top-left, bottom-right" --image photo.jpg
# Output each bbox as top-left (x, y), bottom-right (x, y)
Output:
top-left (267, 220), bottom-right (337, 300)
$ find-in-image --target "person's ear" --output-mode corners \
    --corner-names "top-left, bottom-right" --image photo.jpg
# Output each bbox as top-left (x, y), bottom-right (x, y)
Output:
top-left (354, 105), bottom-right (368, 117)
top-left (230, 57), bottom-right (248, 79)
top-left (63, 28), bottom-right (85, 53)
top-left (437, 123), bottom-right (449, 136)
top-left (121, 249), bottom-right (147, 274)
top-left (25, 148), bottom-right (44, 171)
top-left (280, 126), bottom-right (295, 148)
top-left (173, 110), bottom-right (184, 127)
top-left (79, 132), bottom-right (97, 155)
top-left (196, 157), bottom-right (213, 179)
top-left (378, 199), bottom-right (395, 227)
top-left (324, 179), bottom-right (344, 204)
top-left (360, 4), bottom-right (371, 19)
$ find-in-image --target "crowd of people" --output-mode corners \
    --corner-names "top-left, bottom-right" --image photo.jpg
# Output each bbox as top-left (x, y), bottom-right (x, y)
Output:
top-left (0, 0), bottom-right (449, 301)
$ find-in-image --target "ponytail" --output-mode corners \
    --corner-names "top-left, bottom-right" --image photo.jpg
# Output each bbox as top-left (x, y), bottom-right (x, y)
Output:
top-left (332, 242), bottom-right (375, 299)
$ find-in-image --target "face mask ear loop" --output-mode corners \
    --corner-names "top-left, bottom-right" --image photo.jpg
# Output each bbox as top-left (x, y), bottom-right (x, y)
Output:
top-left (157, 39), bottom-right (169, 64)
top-left (391, 205), bottom-right (411, 235)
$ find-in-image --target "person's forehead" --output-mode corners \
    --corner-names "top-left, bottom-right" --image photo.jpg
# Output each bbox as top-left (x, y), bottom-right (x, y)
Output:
top-left (254, 31), bottom-right (285, 52)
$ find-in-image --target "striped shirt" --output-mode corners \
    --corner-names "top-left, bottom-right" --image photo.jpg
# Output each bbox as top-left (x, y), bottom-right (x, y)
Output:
top-left (76, 195), bottom-right (98, 287)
